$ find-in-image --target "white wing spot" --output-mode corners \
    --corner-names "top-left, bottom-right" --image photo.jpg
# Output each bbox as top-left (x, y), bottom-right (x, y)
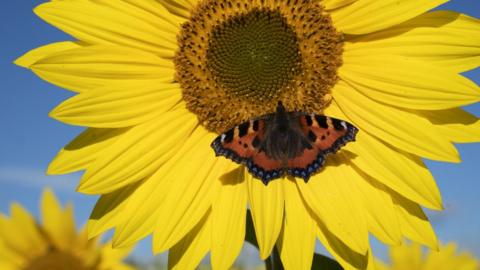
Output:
top-left (220, 134), bottom-right (226, 143)
top-left (341, 121), bottom-right (347, 130)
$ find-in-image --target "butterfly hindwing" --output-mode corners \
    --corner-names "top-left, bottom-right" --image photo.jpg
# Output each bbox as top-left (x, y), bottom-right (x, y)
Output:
top-left (286, 114), bottom-right (358, 180)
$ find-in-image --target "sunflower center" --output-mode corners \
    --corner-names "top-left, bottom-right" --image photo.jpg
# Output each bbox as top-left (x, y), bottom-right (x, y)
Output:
top-left (206, 10), bottom-right (301, 101)
top-left (23, 249), bottom-right (94, 270)
top-left (176, 0), bottom-right (344, 133)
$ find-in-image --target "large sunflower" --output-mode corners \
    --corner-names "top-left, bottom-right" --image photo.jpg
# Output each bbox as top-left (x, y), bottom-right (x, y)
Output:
top-left (375, 242), bottom-right (479, 270)
top-left (15, 0), bottom-right (480, 269)
top-left (0, 188), bottom-right (134, 270)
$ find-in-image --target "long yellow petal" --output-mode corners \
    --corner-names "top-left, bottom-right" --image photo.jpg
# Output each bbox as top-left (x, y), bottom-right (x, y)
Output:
top-left (48, 127), bottom-right (128, 175)
top-left (340, 54), bottom-right (480, 110)
top-left (77, 107), bottom-right (197, 194)
top-left (50, 82), bottom-right (182, 128)
top-left (325, 103), bottom-right (443, 210)
top-left (391, 193), bottom-right (438, 249)
top-left (168, 211), bottom-right (211, 270)
top-left (211, 165), bottom-right (247, 270)
top-left (41, 188), bottom-right (76, 250)
top-left (336, 156), bottom-right (402, 245)
top-left (418, 108), bottom-right (480, 143)
top-left (152, 143), bottom-right (227, 253)
top-left (14, 41), bottom-right (81, 68)
top-left (30, 45), bottom-right (174, 93)
top-left (333, 82), bottom-right (460, 162)
top-left (389, 242), bottom-right (423, 270)
top-left (159, 0), bottom-right (194, 19)
top-left (297, 160), bottom-right (369, 255)
top-left (330, 0), bottom-right (448, 35)
top-left (247, 175), bottom-right (284, 260)
top-left (316, 224), bottom-right (370, 270)
top-left (87, 182), bottom-right (141, 239)
top-left (346, 11), bottom-right (480, 73)
top-left (34, 1), bottom-right (177, 56)
top-left (277, 179), bottom-right (316, 270)
top-left (322, 0), bottom-right (357, 10)
top-left (111, 127), bottom-right (210, 248)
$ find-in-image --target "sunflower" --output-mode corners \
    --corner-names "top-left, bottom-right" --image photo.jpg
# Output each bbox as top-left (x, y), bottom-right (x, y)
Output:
top-left (15, 0), bottom-right (480, 269)
top-left (0, 188), bottom-right (134, 270)
top-left (376, 242), bottom-right (479, 270)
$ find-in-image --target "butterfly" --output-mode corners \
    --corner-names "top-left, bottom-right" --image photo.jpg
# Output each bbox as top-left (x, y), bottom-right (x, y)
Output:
top-left (211, 102), bottom-right (358, 184)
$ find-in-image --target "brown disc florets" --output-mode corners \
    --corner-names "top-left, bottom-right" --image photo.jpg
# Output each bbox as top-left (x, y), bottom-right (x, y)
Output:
top-left (175, 0), bottom-right (344, 133)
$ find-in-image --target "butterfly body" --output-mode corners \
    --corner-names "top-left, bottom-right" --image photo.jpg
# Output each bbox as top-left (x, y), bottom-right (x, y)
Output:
top-left (211, 102), bottom-right (358, 184)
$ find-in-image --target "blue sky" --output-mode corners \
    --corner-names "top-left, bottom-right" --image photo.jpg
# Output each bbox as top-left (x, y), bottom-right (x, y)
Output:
top-left (1, 0), bottom-right (479, 264)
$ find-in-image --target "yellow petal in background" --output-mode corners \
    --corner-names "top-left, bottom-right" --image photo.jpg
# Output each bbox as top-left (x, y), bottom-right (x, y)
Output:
top-left (50, 82), bottom-right (182, 128)
top-left (390, 242), bottom-right (423, 270)
top-left (10, 204), bottom-right (48, 257)
top-left (14, 41), bottom-right (81, 68)
top-left (78, 107), bottom-right (197, 194)
top-left (298, 161), bottom-right (369, 255)
top-left (346, 11), bottom-right (480, 73)
top-left (392, 193), bottom-right (438, 249)
top-left (168, 211), bottom-right (211, 270)
top-left (41, 188), bottom-right (76, 250)
top-left (333, 83), bottom-right (460, 162)
top-left (48, 127), bottom-right (129, 175)
top-left (34, 1), bottom-right (177, 56)
top-left (211, 165), bottom-right (247, 270)
top-left (330, 0), bottom-right (447, 34)
top-left (340, 54), bottom-right (480, 110)
top-left (418, 108), bottom-right (480, 143)
top-left (277, 179), bottom-right (316, 270)
top-left (247, 175), bottom-right (284, 259)
top-left (111, 127), bottom-right (210, 248)
top-left (30, 45), bottom-right (174, 93)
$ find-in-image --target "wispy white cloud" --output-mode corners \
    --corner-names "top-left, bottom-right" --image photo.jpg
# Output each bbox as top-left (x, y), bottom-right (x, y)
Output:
top-left (0, 166), bottom-right (80, 192)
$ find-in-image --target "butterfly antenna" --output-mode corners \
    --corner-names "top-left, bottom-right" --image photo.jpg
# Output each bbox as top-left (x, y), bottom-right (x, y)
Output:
top-left (276, 101), bottom-right (285, 112)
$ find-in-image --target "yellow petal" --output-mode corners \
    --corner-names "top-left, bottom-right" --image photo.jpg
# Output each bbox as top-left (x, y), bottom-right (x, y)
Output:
top-left (168, 211), bottom-right (211, 270)
top-left (77, 107), bottom-right (197, 194)
top-left (211, 165), bottom-right (247, 270)
top-left (98, 241), bottom-right (134, 270)
top-left (316, 224), bottom-right (370, 270)
top-left (247, 175), bottom-right (284, 259)
top-left (159, 0), bottom-right (194, 19)
top-left (14, 41), bottom-right (81, 68)
top-left (337, 158), bottom-right (402, 245)
top-left (152, 146), bottom-right (226, 253)
top-left (0, 212), bottom-right (40, 259)
top-left (340, 53), bottom-right (480, 110)
top-left (34, 1), bottom-right (177, 56)
top-left (41, 188), bottom-right (76, 250)
top-left (330, 0), bottom-right (448, 34)
top-left (297, 160), bottom-right (369, 255)
top-left (111, 127), bottom-right (210, 248)
top-left (390, 242), bottom-right (423, 269)
top-left (31, 45), bottom-right (174, 93)
top-left (277, 179), bottom-right (316, 270)
top-left (346, 11), bottom-right (480, 73)
top-left (326, 104), bottom-right (443, 210)
top-left (391, 193), bottom-right (438, 249)
top-left (418, 108), bottom-right (480, 143)
top-left (10, 204), bottom-right (48, 256)
top-left (50, 82), bottom-right (182, 128)
top-left (87, 181), bottom-right (140, 239)
top-left (322, 0), bottom-right (357, 10)
top-left (333, 82), bottom-right (460, 162)
top-left (48, 127), bottom-right (128, 175)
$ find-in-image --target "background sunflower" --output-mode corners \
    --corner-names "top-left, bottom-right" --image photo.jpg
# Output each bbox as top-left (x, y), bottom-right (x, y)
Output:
top-left (0, 0), bottom-right (479, 269)
top-left (0, 188), bottom-right (134, 270)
